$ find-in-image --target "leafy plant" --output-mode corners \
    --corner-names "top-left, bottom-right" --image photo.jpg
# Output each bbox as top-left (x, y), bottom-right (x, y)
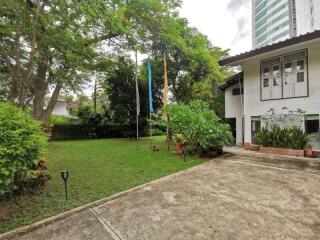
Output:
top-left (255, 125), bottom-right (309, 150)
top-left (49, 115), bottom-right (73, 125)
top-left (0, 103), bottom-right (47, 198)
top-left (166, 100), bottom-right (232, 155)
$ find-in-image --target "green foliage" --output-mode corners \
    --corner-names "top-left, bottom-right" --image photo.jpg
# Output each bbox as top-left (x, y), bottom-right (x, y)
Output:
top-left (49, 115), bottom-right (73, 125)
top-left (103, 57), bottom-right (160, 126)
top-left (76, 105), bottom-right (110, 125)
top-left (166, 100), bottom-right (232, 155)
top-left (0, 103), bottom-right (47, 198)
top-left (1, 0), bottom-right (183, 120)
top-left (146, 16), bottom-right (229, 106)
top-left (255, 125), bottom-right (309, 150)
top-left (147, 113), bottom-right (167, 136)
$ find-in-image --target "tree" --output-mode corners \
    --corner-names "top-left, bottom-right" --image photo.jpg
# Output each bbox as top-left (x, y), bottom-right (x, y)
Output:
top-left (103, 57), bottom-right (148, 125)
top-left (0, 0), bottom-right (182, 122)
top-left (144, 16), bottom-right (229, 112)
top-left (166, 100), bottom-right (232, 155)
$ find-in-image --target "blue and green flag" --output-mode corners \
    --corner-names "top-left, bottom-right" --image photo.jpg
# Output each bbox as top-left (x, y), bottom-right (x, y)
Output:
top-left (148, 58), bottom-right (154, 113)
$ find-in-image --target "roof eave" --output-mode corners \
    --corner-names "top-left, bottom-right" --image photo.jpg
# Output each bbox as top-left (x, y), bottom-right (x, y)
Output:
top-left (219, 30), bottom-right (320, 66)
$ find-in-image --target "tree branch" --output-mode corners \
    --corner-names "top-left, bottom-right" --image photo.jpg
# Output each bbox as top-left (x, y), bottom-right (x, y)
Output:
top-left (85, 32), bottom-right (120, 46)
top-left (25, 0), bottom-right (40, 88)
top-left (0, 42), bottom-right (16, 81)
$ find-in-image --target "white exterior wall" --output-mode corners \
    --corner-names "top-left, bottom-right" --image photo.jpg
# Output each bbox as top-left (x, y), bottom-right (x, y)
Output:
top-left (242, 40), bottom-right (320, 143)
top-left (51, 101), bottom-right (69, 117)
top-left (225, 85), bottom-right (244, 145)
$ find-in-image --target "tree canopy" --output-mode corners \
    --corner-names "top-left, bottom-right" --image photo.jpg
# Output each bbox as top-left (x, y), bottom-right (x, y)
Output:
top-left (1, 0), bottom-right (229, 122)
top-left (0, 0), bottom-right (183, 121)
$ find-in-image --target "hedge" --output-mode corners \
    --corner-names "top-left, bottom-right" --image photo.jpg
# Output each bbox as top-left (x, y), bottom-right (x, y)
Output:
top-left (0, 103), bottom-right (47, 198)
top-left (51, 123), bottom-right (166, 141)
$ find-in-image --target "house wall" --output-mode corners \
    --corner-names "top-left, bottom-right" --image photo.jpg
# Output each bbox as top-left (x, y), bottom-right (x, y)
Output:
top-left (225, 84), bottom-right (243, 145)
top-left (242, 40), bottom-right (320, 144)
top-left (52, 101), bottom-right (69, 117)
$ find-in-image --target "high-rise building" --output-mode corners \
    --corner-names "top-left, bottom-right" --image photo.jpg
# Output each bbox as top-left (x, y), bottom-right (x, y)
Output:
top-left (252, 0), bottom-right (320, 49)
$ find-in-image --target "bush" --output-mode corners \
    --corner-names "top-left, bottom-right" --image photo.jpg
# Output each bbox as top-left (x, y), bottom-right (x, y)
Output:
top-left (146, 114), bottom-right (167, 137)
top-left (255, 125), bottom-right (309, 150)
top-left (166, 100), bottom-right (232, 155)
top-left (49, 115), bottom-right (74, 125)
top-left (0, 103), bottom-right (47, 198)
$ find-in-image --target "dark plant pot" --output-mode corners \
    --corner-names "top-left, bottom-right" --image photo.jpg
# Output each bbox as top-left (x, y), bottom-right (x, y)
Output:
top-left (175, 142), bottom-right (184, 154)
top-left (205, 150), bottom-right (218, 158)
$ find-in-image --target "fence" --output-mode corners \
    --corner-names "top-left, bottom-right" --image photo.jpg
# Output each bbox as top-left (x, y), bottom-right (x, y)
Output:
top-left (50, 123), bottom-right (166, 141)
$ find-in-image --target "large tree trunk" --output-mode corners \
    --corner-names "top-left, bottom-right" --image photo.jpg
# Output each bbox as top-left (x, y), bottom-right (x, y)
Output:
top-left (32, 84), bottom-right (47, 121)
top-left (42, 85), bottom-right (62, 122)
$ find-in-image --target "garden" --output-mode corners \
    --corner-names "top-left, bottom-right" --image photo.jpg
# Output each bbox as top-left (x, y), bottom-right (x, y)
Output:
top-left (248, 108), bottom-right (313, 157)
top-left (0, 0), bottom-right (233, 235)
top-left (0, 100), bottom-right (232, 234)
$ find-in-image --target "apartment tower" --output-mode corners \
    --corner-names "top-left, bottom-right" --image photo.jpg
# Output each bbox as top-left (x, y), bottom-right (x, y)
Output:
top-left (253, 0), bottom-right (320, 48)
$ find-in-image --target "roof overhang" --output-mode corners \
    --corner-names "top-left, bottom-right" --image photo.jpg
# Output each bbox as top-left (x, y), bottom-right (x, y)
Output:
top-left (219, 30), bottom-right (320, 66)
top-left (218, 72), bottom-right (243, 91)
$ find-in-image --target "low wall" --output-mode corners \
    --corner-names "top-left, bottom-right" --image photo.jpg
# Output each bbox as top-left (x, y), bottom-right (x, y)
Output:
top-left (259, 147), bottom-right (305, 158)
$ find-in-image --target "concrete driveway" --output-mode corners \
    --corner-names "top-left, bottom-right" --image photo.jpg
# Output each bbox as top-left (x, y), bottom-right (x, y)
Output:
top-left (3, 152), bottom-right (320, 240)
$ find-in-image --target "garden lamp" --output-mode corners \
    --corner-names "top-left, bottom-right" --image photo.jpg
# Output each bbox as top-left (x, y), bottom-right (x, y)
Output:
top-left (61, 171), bottom-right (69, 201)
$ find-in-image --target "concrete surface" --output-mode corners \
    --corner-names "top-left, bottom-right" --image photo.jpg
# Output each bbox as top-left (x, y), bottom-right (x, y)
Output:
top-left (4, 153), bottom-right (320, 240)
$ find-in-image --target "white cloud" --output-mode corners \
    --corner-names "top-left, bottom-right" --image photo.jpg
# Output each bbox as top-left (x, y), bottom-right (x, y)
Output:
top-left (179, 0), bottom-right (252, 55)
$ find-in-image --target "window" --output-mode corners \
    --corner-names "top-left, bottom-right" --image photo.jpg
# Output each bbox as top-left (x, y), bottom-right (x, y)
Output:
top-left (305, 115), bottom-right (319, 134)
top-left (262, 67), bottom-right (270, 88)
top-left (232, 87), bottom-right (243, 96)
top-left (296, 60), bottom-right (305, 83)
top-left (284, 63), bottom-right (292, 86)
top-left (272, 66), bottom-right (280, 86)
top-left (297, 72), bottom-right (304, 83)
top-left (261, 50), bottom-right (308, 100)
top-left (251, 116), bottom-right (261, 144)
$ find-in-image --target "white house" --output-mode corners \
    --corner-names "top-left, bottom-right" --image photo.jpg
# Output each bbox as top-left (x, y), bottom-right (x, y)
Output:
top-left (219, 30), bottom-right (320, 150)
top-left (51, 100), bottom-right (78, 117)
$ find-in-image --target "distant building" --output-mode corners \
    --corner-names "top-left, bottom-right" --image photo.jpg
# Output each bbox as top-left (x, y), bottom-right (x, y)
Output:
top-left (51, 100), bottom-right (78, 117)
top-left (252, 0), bottom-right (320, 49)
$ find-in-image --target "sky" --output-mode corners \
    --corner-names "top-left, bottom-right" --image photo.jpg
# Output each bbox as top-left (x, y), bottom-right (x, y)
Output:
top-left (180, 0), bottom-right (252, 55)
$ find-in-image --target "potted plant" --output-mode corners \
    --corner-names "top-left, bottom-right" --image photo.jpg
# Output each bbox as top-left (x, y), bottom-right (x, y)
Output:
top-left (305, 144), bottom-right (313, 158)
top-left (175, 137), bottom-right (184, 154)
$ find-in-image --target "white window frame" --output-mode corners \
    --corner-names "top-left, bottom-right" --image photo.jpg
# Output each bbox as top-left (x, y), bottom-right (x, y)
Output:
top-left (260, 49), bottom-right (308, 101)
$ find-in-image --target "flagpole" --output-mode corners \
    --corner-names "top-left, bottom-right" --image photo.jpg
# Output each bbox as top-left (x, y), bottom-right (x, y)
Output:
top-left (148, 57), bottom-right (154, 150)
top-left (163, 55), bottom-right (170, 151)
top-left (135, 50), bottom-right (139, 151)
top-left (150, 112), bottom-right (153, 147)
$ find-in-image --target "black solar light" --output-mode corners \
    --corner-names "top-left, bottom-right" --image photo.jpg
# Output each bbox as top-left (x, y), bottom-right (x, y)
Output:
top-left (61, 171), bottom-right (69, 200)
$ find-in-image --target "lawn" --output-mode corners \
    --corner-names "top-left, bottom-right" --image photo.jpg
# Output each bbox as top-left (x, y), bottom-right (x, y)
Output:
top-left (0, 137), bottom-right (203, 234)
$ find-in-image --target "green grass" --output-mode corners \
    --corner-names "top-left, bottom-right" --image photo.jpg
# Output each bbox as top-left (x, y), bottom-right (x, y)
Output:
top-left (0, 137), bottom-right (203, 234)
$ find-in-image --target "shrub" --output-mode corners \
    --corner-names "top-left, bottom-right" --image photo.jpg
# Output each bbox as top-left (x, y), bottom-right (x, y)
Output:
top-left (0, 103), bottom-right (47, 198)
top-left (146, 114), bottom-right (167, 136)
top-left (49, 115), bottom-right (74, 125)
top-left (255, 125), bottom-right (309, 150)
top-left (166, 100), bottom-right (232, 155)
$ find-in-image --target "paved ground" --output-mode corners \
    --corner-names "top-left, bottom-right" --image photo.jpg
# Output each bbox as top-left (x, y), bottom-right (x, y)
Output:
top-left (4, 152), bottom-right (320, 240)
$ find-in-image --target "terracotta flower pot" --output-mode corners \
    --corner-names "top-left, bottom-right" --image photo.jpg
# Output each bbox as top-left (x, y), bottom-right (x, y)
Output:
top-left (305, 146), bottom-right (313, 158)
top-left (175, 141), bottom-right (184, 154)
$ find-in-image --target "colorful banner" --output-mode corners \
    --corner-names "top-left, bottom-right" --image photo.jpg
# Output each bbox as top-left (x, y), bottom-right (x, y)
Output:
top-left (148, 58), bottom-right (154, 113)
top-left (163, 55), bottom-right (168, 109)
